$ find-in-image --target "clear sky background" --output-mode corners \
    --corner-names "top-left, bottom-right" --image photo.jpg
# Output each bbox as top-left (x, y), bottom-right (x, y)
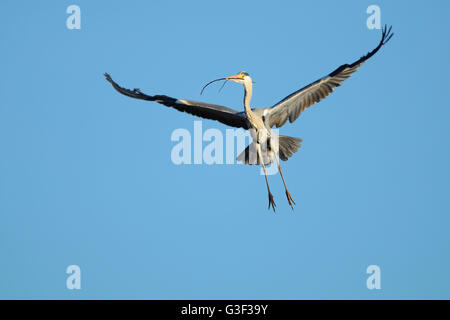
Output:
top-left (1, 0), bottom-right (449, 299)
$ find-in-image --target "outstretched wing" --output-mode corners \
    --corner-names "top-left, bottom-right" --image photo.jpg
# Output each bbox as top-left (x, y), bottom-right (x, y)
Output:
top-left (104, 73), bottom-right (249, 129)
top-left (265, 25), bottom-right (394, 128)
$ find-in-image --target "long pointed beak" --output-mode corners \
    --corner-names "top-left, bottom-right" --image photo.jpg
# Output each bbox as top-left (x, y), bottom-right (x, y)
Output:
top-left (200, 73), bottom-right (245, 95)
top-left (226, 74), bottom-right (244, 82)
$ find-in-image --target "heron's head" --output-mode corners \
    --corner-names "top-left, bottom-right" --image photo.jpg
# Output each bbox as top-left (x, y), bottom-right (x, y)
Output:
top-left (200, 71), bottom-right (253, 95)
top-left (226, 71), bottom-right (251, 85)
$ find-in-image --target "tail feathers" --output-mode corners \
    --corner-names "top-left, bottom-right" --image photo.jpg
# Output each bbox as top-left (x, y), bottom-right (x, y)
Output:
top-left (237, 135), bottom-right (302, 165)
top-left (236, 142), bottom-right (272, 165)
top-left (278, 135), bottom-right (302, 161)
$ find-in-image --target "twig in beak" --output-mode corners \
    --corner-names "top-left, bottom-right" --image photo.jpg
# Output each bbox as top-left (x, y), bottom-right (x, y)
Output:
top-left (218, 80), bottom-right (228, 93)
top-left (200, 78), bottom-right (226, 95)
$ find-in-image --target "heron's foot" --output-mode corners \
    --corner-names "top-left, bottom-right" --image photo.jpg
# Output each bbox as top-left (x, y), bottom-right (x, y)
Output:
top-left (285, 190), bottom-right (296, 210)
top-left (268, 192), bottom-right (276, 212)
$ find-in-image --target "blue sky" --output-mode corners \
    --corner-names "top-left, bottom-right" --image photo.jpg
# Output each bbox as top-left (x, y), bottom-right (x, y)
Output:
top-left (1, 0), bottom-right (449, 299)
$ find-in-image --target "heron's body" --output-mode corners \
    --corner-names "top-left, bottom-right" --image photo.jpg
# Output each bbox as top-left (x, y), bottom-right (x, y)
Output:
top-left (105, 26), bottom-right (393, 212)
top-left (241, 77), bottom-right (271, 151)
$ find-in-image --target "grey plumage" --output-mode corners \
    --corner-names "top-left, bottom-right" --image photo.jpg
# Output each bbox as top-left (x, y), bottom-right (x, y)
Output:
top-left (264, 25), bottom-right (393, 128)
top-left (104, 73), bottom-right (249, 129)
top-left (237, 135), bottom-right (302, 165)
top-left (104, 25), bottom-right (393, 211)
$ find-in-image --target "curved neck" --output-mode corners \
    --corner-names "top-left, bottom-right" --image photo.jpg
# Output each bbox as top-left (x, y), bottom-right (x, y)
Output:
top-left (243, 81), bottom-right (253, 116)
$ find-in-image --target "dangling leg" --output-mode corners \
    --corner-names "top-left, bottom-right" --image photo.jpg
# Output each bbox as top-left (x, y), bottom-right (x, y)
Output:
top-left (256, 142), bottom-right (276, 212)
top-left (275, 155), bottom-right (295, 210)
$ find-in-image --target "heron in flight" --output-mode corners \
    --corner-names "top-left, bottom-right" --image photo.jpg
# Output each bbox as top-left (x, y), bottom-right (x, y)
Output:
top-left (105, 25), bottom-right (393, 212)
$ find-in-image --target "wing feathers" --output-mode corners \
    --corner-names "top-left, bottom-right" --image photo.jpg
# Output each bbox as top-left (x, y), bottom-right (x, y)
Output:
top-left (104, 73), bottom-right (249, 129)
top-left (265, 25), bottom-right (393, 128)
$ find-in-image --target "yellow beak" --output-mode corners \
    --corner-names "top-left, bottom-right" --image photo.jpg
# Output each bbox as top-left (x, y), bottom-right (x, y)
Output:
top-left (226, 73), bottom-right (244, 82)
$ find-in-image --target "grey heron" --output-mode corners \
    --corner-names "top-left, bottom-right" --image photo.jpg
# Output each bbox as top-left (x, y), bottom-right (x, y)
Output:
top-left (104, 25), bottom-right (393, 212)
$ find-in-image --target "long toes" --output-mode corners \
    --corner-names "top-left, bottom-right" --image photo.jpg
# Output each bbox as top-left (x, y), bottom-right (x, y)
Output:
top-left (286, 191), bottom-right (296, 210)
top-left (288, 200), bottom-right (294, 210)
top-left (268, 193), bottom-right (276, 212)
